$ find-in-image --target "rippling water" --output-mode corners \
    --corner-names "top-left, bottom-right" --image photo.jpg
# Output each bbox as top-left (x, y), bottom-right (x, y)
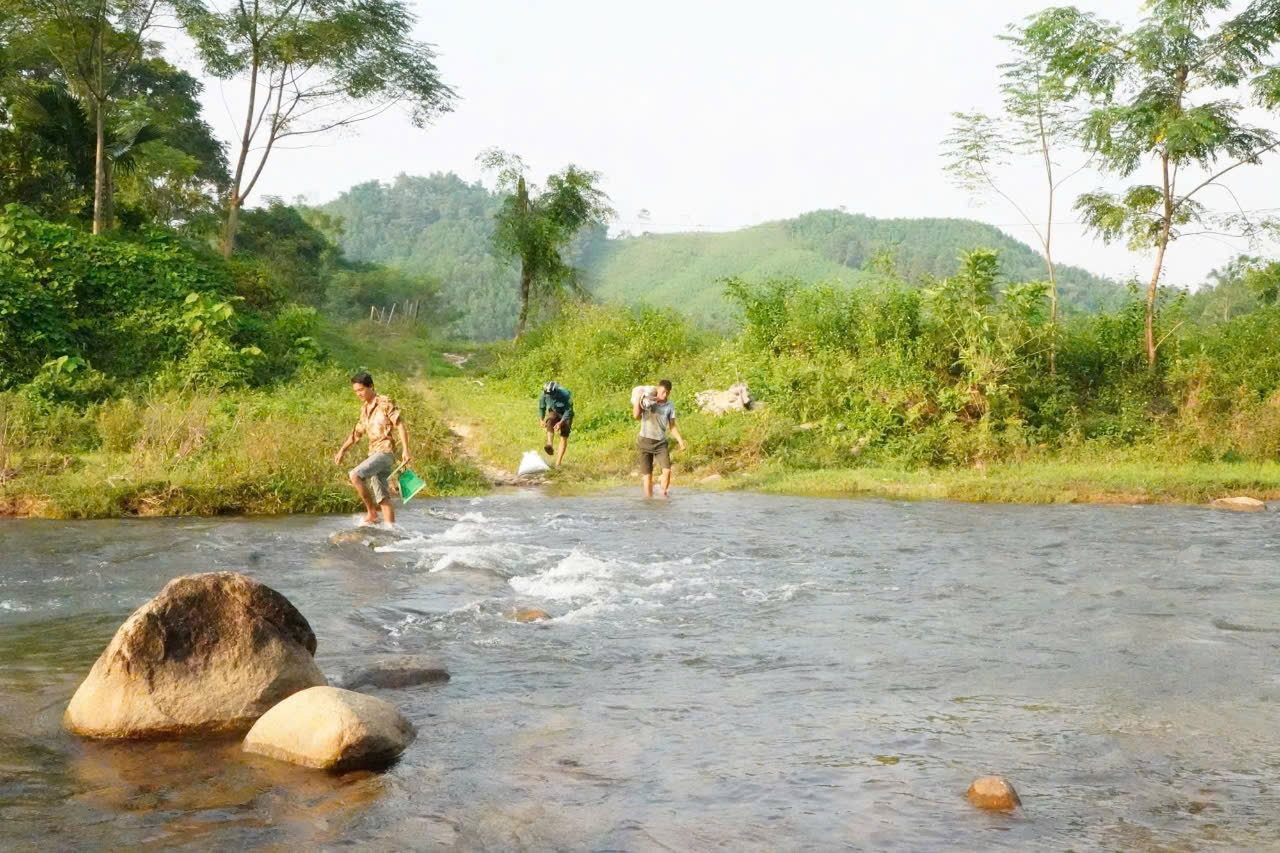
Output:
top-left (2, 492), bottom-right (1280, 850)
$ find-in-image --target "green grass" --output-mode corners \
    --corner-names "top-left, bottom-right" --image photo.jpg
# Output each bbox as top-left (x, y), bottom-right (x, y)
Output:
top-left (0, 337), bottom-right (488, 518)
top-left (721, 459), bottom-right (1280, 504)
top-left (426, 371), bottom-right (1280, 506)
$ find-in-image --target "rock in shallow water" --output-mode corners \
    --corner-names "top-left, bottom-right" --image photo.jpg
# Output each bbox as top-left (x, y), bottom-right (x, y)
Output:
top-left (242, 686), bottom-right (416, 771)
top-left (967, 776), bottom-right (1021, 810)
top-left (341, 656), bottom-right (450, 690)
top-left (1210, 496), bottom-right (1266, 512)
top-left (63, 572), bottom-right (326, 739)
top-left (506, 607), bottom-right (551, 623)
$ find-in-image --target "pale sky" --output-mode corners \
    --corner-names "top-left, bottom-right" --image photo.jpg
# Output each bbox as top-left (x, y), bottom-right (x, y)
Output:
top-left (184, 0), bottom-right (1280, 287)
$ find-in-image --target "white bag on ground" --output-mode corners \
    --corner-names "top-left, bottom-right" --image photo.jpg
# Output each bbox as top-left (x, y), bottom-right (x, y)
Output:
top-left (517, 451), bottom-right (551, 476)
top-left (631, 385), bottom-right (657, 410)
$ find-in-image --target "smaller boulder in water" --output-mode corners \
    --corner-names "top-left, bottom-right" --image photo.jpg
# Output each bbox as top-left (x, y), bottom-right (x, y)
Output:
top-left (506, 607), bottom-right (551, 623)
top-left (341, 656), bottom-right (450, 690)
top-left (242, 686), bottom-right (416, 771)
top-left (966, 776), bottom-right (1021, 811)
top-left (1210, 496), bottom-right (1266, 512)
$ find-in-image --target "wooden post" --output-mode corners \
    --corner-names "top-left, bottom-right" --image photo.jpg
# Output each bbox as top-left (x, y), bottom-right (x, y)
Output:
top-left (387, 303), bottom-right (396, 324)
top-left (370, 305), bottom-right (376, 322)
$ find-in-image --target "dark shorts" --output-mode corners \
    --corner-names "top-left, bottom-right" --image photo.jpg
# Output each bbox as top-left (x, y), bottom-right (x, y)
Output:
top-left (545, 411), bottom-right (572, 437)
top-left (636, 437), bottom-right (670, 475)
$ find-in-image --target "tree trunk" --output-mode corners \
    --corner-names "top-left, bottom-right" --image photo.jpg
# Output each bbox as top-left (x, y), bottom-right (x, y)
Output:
top-left (515, 262), bottom-right (532, 342)
top-left (92, 104), bottom-right (106, 235)
top-left (222, 52), bottom-right (261, 258)
top-left (104, 161), bottom-right (115, 231)
top-left (1146, 153), bottom-right (1174, 367)
top-left (513, 176), bottom-right (532, 341)
top-left (1037, 108), bottom-right (1058, 376)
top-left (1145, 237), bottom-right (1168, 366)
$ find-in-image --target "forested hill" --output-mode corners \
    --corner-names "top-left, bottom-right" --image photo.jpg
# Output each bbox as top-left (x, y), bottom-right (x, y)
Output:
top-left (322, 175), bottom-right (1121, 337)
top-left (591, 211), bottom-right (1121, 324)
top-left (322, 173), bottom-right (518, 339)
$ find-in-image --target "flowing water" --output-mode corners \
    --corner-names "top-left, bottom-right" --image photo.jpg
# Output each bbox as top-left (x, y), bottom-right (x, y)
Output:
top-left (2, 492), bottom-right (1279, 851)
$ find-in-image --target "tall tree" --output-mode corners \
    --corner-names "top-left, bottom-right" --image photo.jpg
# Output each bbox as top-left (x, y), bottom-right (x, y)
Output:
top-left (944, 22), bottom-right (1085, 369)
top-left (1024, 1), bottom-right (1280, 365)
top-left (175, 0), bottom-right (455, 257)
top-left (5, 0), bottom-right (166, 234)
top-left (479, 149), bottom-right (613, 340)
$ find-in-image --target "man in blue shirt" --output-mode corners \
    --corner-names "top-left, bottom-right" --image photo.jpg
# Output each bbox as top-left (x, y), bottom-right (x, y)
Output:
top-left (538, 380), bottom-right (574, 466)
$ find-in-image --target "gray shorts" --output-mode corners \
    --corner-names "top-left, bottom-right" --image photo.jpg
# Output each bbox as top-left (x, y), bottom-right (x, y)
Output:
top-left (636, 437), bottom-right (671, 475)
top-left (352, 452), bottom-right (395, 504)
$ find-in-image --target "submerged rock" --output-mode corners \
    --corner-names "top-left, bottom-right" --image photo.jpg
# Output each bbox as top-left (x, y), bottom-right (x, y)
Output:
top-left (328, 526), bottom-right (405, 547)
top-left (243, 686), bottom-right (416, 771)
top-left (506, 607), bottom-right (551, 623)
top-left (341, 656), bottom-right (451, 690)
top-left (63, 572), bottom-right (326, 739)
top-left (1210, 496), bottom-right (1266, 512)
top-left (966, 776), bottom-right (1021, 810)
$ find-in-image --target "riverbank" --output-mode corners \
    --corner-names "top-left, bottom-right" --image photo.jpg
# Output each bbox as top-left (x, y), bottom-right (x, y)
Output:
top-left (0, 327), bottom-right (489, 519)
top-left (428, 375), bottom-right (1280, 506)
top-left (6, 337), bottom-right (1280, 518)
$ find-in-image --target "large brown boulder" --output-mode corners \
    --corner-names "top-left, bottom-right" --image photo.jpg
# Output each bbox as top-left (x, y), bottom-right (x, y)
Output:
top-left (63, 572), bottom-right (326, 739)
top-left (243, 686), bottom-right (416, 771)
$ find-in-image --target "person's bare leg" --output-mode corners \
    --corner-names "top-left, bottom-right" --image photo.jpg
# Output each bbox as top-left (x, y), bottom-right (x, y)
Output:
top-left (350, 472), bottom-right (378, 522)
top-left (660, 467), bottom-right (672, 498)
top-left (380, 500), bottom-right (395, 525)
top-left (556, 435), bottom-right (568, 466)
top-left (544, 424), bottom-right (555, 455)
top-left (642, 473), bottom-right (653, 498)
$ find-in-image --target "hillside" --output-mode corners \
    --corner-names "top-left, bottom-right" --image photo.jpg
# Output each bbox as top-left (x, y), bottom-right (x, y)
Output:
top-left (592, 210), bottom-right (1121, 324)
top-left (322, 174), bottom-right (1122, 337)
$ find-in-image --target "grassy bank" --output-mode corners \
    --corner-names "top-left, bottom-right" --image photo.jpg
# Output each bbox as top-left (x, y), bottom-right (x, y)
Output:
top-left (429, 373), bottom-right (1280, 505)
top-left (0, 325), bottom-right (487, 519)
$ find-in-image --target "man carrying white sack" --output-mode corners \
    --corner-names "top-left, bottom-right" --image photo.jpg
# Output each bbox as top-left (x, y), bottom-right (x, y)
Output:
top-left (632, 379), bottom-right (687, 499)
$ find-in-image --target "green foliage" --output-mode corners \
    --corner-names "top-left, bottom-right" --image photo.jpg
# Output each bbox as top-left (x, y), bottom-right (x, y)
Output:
top-left (321, 173), bottom-right (610, 339)
top-left (479, 149), bottom-right (614, 338)
top-left (1022, 0), bottom-right (1280, 363)
top-left (0, 366), bottom-right (485, 517)
top-left (0, 204), bottom-right (238, 385)
top-left (21, 356), bottom-right (112, 409)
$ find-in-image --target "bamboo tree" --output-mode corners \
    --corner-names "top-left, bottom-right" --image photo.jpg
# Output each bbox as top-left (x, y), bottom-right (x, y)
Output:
top-left (1024, 0), bottom-right (1280, 366)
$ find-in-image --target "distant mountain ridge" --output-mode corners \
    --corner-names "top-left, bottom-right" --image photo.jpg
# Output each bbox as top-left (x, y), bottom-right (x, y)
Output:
top-left (321, 174), bottom-right (1121, 338)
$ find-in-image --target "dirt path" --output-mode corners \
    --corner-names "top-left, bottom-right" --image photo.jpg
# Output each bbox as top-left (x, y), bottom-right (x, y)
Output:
top-left (445, 419), bottom-right (529, 487)
top-left (417, 378), bottom-right (533, 488)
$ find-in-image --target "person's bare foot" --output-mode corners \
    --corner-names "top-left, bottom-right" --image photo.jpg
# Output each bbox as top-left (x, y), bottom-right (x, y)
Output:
top-left (361, 513), bottom-right (378, 525)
